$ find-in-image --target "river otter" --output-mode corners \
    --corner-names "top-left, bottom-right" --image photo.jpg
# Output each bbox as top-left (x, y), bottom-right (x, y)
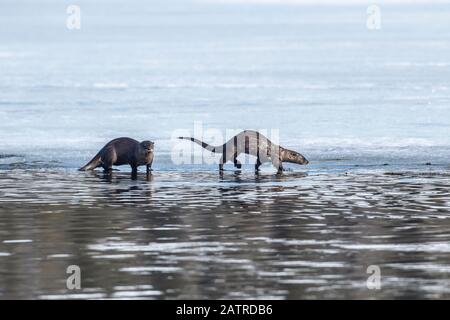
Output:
top-left (178, 130), bottom-right (308, 173)
top-left (79, 137), bottom-right (154, 175)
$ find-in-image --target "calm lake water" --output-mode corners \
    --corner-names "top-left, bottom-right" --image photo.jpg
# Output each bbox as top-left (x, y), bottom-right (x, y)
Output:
top-left (0, 0), bottom-right (450, 299)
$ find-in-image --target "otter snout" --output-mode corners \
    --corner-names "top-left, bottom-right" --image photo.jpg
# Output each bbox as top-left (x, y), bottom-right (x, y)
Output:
top-left (300, 158), bottom-right (309, 165)
top-left (295, 154), bottom-right (309, 165)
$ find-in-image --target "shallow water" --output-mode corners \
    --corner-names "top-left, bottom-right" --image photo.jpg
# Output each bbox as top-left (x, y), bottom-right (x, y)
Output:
top-left (0, 167), bottom-right (449, 299)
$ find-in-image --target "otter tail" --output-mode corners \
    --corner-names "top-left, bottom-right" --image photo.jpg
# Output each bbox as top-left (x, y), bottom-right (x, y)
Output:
top-left (79, 152), bottom-right (102, 171)
top-left (177, 137), bottom-right (221, 153)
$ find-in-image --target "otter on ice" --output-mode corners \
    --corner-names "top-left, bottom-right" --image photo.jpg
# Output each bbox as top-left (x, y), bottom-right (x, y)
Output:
top-left (79, 137), bottom-right (154, 175)
top-left (179, 130), bottom-right (308, 174)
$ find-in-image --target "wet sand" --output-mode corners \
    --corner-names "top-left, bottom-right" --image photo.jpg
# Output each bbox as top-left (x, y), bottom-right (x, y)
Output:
top-left (0, 169), bottom-right (449, 299)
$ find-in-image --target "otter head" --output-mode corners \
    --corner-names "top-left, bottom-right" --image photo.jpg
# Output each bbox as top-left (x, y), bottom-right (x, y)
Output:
top-left (282, 149), bottom-right (309, 165)
top-left (140, 140), bottom-right (154, 154)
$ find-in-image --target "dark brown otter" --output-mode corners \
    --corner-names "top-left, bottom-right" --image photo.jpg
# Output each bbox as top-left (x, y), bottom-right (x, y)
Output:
top-left (79, 137), bottom-right (154, 175)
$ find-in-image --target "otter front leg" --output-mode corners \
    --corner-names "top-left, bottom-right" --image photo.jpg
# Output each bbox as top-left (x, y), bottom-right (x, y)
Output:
top-left (131, 165), bottom-right (138, 179)
top-left (146, 158), bottom-right (153, 175)
top-left (219, 155), bottom-right (224, 171)
top-left (271, 157), bottom-right (284, 174)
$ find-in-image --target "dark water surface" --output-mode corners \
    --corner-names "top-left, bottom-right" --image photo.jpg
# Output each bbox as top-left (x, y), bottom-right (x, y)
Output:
top-left (0, 168), bottom-right (449, 299)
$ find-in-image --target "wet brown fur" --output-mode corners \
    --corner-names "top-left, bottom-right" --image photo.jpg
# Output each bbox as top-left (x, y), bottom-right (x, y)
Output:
top-left (79, 137), bottom-right (154, 175)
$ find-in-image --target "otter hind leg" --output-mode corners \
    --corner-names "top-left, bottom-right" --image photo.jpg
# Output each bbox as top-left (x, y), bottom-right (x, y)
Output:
top-left (255, 157), bottom-right (262, 173)
top-left (101, 148), bottom-right (115, 173)
top-left (219, 153), bottom-right (232, 171)
top-left (233, 153), bottom-right (242, 169)
top-left (102, 164), bottom-right (113, 174)
top-left (102, 158), bottom-right (113, 173)
top-left (103, 167), bottom-right (113, 174)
